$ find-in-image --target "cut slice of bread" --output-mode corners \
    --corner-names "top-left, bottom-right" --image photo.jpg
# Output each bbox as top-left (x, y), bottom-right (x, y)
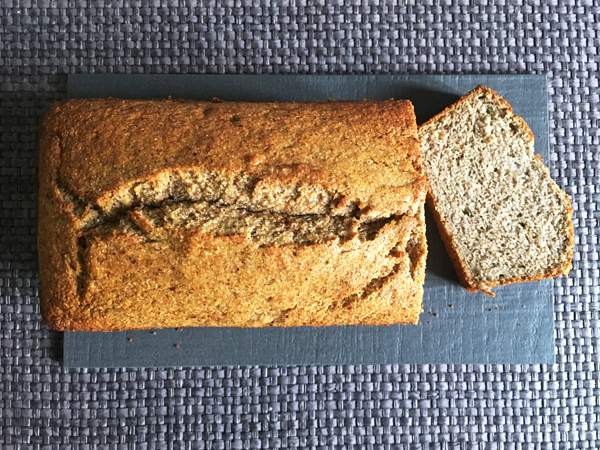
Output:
top-left (419, 86), bottom-right (573, 295)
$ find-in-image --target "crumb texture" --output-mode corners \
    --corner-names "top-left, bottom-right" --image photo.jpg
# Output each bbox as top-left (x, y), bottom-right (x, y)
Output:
top-left (420, 87), bottom-right (573, 291)
top-left (38, 99), bottom-right (427, 330)
top-left (57, 169), bottom-right (361, 246)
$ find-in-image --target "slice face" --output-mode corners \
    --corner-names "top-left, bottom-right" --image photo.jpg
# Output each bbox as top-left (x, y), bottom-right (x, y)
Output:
top-left (419, 86), bottom-right (573, 294)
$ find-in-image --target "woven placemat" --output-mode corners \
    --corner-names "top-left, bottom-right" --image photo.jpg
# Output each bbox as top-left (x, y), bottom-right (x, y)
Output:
top-left (1, 1), bottom-right (598, 448)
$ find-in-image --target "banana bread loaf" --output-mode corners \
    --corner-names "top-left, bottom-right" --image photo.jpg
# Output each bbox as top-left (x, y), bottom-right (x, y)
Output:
top-left (38, 98), bottom-right (427, 331)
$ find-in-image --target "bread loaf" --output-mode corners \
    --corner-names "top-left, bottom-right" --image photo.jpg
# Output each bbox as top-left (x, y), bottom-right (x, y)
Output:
top-left (419, 86), bottom-right (573, 295)
top-left (38, 99), bottom-right (427, 330)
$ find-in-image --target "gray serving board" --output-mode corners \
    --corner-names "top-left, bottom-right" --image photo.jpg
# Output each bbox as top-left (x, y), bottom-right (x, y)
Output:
top-left (63, 74), bottom-right (553, 367)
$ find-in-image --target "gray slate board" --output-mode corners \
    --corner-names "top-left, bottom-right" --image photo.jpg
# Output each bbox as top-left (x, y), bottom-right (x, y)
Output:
top-left (63, 74), bottom-right (553, 367)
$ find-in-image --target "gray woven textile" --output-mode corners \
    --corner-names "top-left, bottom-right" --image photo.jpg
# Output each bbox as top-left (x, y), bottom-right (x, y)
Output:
top-left (0, 1), bottom-right (598, 448)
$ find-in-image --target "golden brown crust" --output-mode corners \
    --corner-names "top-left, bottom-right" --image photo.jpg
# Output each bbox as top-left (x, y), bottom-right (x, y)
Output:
top-left (37, 112), bottom-right (82, 327)
top-left (38, 99), bottom-right (427, 331)
top-left (47, 98), bottom-right (421, 217)
top-left (420, 85), bottom-right (573, 296)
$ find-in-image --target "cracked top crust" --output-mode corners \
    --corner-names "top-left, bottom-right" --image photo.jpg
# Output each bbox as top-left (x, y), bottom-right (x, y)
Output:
top-left (38, 99), bottom-right (427, 331)
top-left (43, 99), bottom-right (423, 218)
